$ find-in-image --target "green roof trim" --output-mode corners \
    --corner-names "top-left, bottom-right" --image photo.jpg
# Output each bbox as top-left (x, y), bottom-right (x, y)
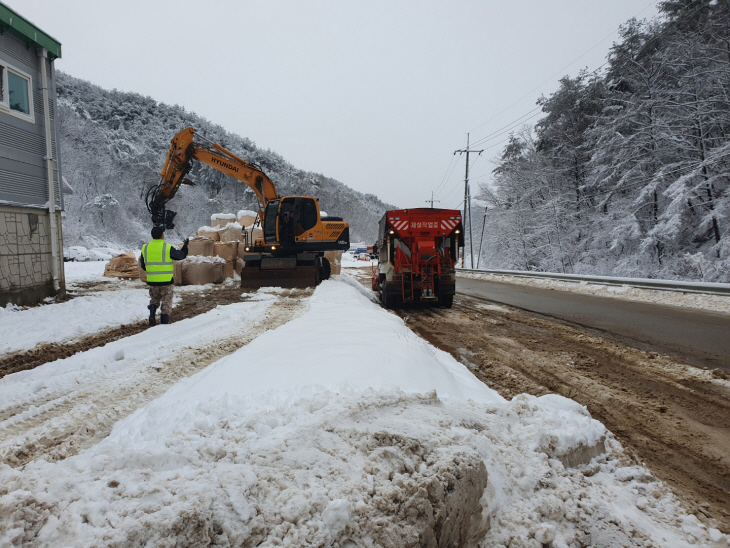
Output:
top-left (0, 2), bottom-right (61, 60)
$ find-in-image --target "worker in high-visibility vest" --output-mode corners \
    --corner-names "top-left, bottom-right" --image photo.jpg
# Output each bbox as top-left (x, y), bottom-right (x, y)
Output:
top-left (140, 226), bottom-right (188, 325)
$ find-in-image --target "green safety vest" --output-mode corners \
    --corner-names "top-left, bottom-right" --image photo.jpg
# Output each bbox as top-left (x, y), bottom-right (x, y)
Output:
top-left (142, 239), bottom-right (174, 283)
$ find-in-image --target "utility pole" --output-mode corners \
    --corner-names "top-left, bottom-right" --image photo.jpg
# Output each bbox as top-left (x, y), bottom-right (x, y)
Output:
top-left (476, 206), bottom-right (488, 269)
top-left (454, 133), bottom-right (483, 268)
top-left (426, 192), bottom-right (440, 208)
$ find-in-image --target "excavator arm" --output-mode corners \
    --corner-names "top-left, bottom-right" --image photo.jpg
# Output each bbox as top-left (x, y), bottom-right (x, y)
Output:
top-left (147, 127), bottom-right (279, 228)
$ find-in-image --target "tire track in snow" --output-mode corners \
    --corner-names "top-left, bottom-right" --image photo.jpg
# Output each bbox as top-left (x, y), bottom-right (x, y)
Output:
top-left (0, 290), bottom-right (311, 468)
top-left (0, 285), bottom-right (254, 380)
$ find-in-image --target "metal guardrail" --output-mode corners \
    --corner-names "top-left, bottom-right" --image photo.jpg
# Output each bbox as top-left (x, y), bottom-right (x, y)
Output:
top-left (457, 268), bottom-right (730, 297)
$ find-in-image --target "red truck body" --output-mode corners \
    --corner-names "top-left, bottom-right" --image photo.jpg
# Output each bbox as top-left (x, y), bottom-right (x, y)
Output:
top-left (372, 208), bottom-right (463, 308)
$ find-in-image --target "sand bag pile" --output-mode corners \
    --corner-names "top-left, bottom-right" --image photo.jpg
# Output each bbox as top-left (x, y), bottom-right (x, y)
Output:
top-left (180, 256), bottom-right (226, 285)
top-left (219, 223), bottom-right (243, 243)
top-left (196, 227), bottom-right (220, 241)
top-left (103, 252), bottom-right (139, 279)
top-left (188, 237), bottom-right (215, 257)
top-left (191, 213), bottom-right (265, 278)
top-left (214, 241), bottom-right (239, 278)
top-left (212, 212), bottom-right (263, 247)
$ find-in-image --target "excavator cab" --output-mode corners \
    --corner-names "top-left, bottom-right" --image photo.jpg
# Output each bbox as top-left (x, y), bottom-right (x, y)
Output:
top-left (263, 197), bottom-right (320, 249)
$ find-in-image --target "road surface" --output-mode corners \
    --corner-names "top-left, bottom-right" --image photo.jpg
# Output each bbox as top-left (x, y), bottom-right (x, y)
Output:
top-left (457, 276), bottom-right (730, 371)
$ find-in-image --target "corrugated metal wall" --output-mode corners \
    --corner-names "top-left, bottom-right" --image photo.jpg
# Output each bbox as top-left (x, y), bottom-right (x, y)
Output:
top-left (0, 30), bottom-right (62, 210)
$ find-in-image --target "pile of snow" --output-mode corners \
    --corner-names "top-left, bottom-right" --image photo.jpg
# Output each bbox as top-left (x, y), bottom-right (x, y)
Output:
top-left (0, 278), bottom-right (724, 546)
top-left (0, 286), bottom-right (150, 354)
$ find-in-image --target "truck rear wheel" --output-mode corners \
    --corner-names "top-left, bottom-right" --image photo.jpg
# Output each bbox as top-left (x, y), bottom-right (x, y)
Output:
top-left (438, 294), bottom-right (453, 308)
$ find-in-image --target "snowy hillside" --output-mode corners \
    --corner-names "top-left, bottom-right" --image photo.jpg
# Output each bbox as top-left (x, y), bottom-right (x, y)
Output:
top-left (56, 72), bottom-right (394, 250)
top-left (0, 265), bottom-right (727, 546)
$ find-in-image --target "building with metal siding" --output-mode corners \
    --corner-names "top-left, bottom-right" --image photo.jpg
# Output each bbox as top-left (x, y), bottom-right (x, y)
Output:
top-left (0, 2), bottom-right (66, 306)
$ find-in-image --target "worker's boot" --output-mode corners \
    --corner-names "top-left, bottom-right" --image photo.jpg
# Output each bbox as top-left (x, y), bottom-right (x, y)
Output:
top-left (148, 304), bottom-right (157, 326)
top-left (160, 314), bottom-right (170, 325)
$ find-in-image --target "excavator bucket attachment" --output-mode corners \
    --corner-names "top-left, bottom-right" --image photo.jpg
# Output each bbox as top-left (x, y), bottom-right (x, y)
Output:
top-left (240, 255), bottom-right (320, 289)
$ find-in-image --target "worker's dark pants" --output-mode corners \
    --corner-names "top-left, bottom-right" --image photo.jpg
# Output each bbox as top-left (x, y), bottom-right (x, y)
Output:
top-left (148, 285), bottom-right (174, 315)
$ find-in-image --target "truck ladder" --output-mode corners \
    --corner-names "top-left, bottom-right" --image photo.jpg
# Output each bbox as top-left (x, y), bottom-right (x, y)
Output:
top-left (402, 271), bottom-right (415, 301)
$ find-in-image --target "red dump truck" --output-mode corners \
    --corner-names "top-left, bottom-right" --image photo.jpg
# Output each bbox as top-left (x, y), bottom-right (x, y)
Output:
top-left (372, 208), bottom-right (464, 309)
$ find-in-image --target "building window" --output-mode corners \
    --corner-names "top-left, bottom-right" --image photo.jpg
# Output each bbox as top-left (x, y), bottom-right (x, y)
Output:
top-left (8, 71), bottom-right (30, 114)
top-left (0, 61), bottom-right (34, 122)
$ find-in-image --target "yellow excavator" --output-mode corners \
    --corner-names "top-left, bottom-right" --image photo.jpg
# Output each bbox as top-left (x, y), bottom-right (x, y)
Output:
top-left (146, 127), bottom-right (350, 287)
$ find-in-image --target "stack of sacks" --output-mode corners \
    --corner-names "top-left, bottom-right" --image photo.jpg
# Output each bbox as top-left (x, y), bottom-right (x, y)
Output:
top-left (214, 241), bottom-right (239, 278)
top-left (324, 250), bottom-right (343, 275)
top-left (181, 255), bottom-right (226, 285)
top-left (103, 252), bottom-right (139, 279)
top-left (188, 237), bottom-right (215, 257)
top-left (219, 222), bottom-right (243, 243)
top-left (210, 213), bottom-right (236, 229)
top-left (197, 226), bottom-right (220, 241)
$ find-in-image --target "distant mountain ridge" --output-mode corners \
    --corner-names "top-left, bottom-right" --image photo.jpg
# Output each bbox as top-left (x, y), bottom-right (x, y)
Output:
top-left (56, 72), bottom-right (394, 249)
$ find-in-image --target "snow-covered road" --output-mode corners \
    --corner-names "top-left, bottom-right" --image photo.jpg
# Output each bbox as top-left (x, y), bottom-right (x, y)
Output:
top-left (0, 264), bottom-right (727, 547)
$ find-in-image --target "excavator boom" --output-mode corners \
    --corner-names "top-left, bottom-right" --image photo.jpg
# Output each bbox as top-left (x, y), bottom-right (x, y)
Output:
top-left (149, 127), bottom-right (278, 227)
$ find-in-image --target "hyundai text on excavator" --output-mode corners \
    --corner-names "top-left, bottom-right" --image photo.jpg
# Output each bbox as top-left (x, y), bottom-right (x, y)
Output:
top-left (146, 127), bottom-right (350, 287)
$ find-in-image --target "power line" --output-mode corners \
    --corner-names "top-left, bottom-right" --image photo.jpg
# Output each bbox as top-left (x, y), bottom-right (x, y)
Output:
top-left (468, 0), bottom-right (660, 135)
top-left (432, 155), bottom-right (459, 199)
top-left (469, 110), bottom-right (544, 149)
top-left (437, 152), bottom-right (481, 202)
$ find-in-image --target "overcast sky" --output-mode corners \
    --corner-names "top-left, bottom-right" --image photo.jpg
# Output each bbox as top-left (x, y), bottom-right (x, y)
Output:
top-left (17, 0), bottom-right (659, 209)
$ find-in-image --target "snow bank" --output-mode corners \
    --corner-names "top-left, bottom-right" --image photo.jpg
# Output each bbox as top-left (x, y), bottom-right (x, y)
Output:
top-left (0, 296), bottom-right (277, 443)
top-left (0, 287), bottom-right (149, 354)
